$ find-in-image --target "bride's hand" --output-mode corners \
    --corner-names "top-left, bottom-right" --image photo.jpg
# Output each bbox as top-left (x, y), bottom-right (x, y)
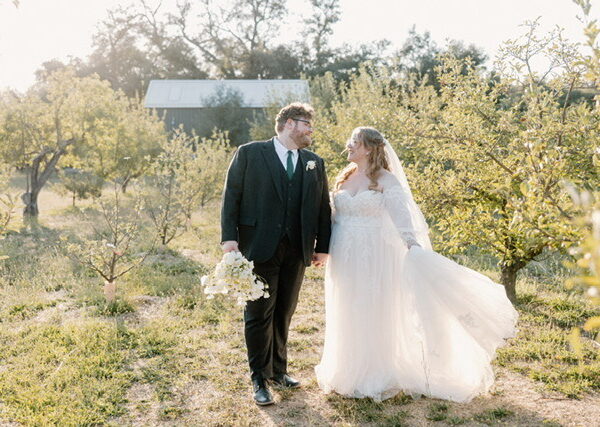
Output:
top-left (312, 253), bottom-right (328, 267)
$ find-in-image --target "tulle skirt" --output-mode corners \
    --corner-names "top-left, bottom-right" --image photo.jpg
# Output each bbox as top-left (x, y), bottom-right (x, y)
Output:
top-left (315, 222), bottom-right (518, 403)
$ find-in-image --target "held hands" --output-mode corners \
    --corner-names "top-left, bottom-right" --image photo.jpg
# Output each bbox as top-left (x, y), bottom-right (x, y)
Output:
top-left (221, 240), bottom-right (239, 253)
top-left (222, 243), bottom-right (328, 267)
top-left (312, 253), bottom-right (328, 267)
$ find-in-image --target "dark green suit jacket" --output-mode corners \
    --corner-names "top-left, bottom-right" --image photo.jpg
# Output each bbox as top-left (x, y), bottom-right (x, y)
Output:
top-left (221, 138), bottom-right (332, 266)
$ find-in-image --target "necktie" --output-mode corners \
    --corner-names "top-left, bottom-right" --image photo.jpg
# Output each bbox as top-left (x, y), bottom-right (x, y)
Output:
top-left (286, 150), bottom-right (294, 180)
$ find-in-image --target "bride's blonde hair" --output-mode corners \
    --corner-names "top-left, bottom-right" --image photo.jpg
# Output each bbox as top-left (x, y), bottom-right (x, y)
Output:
top-left (334, 127), bottom-right (390, 192)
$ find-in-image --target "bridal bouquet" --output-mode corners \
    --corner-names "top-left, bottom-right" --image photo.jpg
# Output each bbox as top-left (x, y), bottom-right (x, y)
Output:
top-left (201, 251), bottom-right (269, 307)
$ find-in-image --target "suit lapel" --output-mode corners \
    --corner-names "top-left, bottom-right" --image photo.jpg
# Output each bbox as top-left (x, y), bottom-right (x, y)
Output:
top-left (261, 138), bottom-right (284, 202)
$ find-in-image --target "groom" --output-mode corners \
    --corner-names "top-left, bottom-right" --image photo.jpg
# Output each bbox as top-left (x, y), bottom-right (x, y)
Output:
top-left (221, 102), bottom-right (331, 406)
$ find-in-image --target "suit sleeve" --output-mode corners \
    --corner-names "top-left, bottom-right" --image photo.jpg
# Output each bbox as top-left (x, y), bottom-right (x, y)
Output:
top-left (314, 157), bottom-right (332, 253)
top-left (220, 145), bottom-right (247, 243)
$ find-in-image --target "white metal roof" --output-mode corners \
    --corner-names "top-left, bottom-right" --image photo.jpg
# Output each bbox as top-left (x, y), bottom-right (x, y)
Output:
top-left (144, 79), bottom-right (310, 109)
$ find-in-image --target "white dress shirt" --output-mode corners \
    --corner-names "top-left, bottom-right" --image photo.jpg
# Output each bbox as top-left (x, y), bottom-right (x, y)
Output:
top-left (273, 137), bottom-right (298, 172)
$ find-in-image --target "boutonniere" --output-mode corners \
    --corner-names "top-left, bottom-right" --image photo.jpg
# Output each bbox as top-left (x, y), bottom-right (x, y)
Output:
top-left (306, 160), bottom-right (316, 171)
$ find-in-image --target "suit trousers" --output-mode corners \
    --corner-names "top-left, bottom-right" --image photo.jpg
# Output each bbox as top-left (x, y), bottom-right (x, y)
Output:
top-left (244, 235), bottom-right (306, 381)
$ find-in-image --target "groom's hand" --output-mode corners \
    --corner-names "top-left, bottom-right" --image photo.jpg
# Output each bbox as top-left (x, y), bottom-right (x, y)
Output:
top-left (312, 253), bottom-right (328, 267)
top-left (221, 240), bottom-right (239, 253)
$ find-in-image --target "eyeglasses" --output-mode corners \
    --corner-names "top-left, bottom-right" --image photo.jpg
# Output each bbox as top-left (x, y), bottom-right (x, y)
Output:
top-left (292, 118), bottom-right (313, 129)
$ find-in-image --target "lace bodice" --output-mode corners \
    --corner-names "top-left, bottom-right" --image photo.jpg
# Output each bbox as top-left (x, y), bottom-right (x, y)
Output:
top-left (333, 186), bottom-right (419, 247)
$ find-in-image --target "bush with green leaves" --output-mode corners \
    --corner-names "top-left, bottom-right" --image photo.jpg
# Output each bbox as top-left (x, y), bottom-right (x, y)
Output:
top-left (64, 183), bottom-right (151, 303)
top-left (0, 164), bottom-right (15, 268)
top-left (143, 129), bottom-right (231, 245)
top-left (198, 86), bottom-right (252, 146)
top-left (54, 168), bottom-right (104, 207)
top-left (565, 0), bottom-right (600, 348)
top-left (0, 163), bottom-right (15, 235)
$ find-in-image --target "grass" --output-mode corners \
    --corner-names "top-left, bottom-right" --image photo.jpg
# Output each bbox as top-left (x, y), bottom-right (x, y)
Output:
top-left (495, 278), bottom-right (600, 398)
top-left (0, 321), bottom-right (135, 425)
top-left (0, 184), bottom-right (598, 425)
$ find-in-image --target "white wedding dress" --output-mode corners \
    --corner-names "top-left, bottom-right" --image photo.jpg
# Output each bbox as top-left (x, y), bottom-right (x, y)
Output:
top-left (315, 186), bottom-right (519, 403)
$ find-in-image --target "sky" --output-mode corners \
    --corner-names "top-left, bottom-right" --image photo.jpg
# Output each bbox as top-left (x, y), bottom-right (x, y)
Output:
top-left (0, 0), bottom-right (597, 92)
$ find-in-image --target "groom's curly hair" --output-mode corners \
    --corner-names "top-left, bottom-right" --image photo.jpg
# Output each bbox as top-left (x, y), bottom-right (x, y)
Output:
top-left (275, 103), bottom-right (314, 133)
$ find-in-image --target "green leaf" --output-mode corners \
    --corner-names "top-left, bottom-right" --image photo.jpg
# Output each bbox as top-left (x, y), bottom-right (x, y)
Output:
top-left (519, 182), bottom-right (529, 197)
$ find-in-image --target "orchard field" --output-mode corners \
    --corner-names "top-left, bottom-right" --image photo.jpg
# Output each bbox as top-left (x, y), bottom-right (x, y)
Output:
top-left (0, 179), bottom-right (598, 426)
top-left (1, 1), bottom-right (600, 425)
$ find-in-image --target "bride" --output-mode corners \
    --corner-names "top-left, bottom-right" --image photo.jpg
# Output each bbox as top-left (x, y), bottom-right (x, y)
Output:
top-left (315, 127), bottom-right (518, 403)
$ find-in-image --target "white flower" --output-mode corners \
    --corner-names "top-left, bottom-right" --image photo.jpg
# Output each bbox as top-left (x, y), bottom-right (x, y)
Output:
top-left (200, 252), bottom-right (269, 308)
top-left (587, 287), bottom-right (599, 298)
top-left (306, 160), bottom-right (316, 171)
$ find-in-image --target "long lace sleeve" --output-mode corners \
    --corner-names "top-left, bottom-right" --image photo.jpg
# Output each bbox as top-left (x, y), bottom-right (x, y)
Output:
top-left (382, 185), bottom-right (421, 248)
top-left (329, 191), bottom-right (336, 225)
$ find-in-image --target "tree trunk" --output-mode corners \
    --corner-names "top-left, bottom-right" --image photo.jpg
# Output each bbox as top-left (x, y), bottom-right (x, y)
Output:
top-left (22, 190), bottom-right (39, 217)
top-left (22, 139), bottom-right (74, 218)
top-left (121, 176), bottom-right (132, 193)
top-left (499, 262), bottom-right (524, 303)
top-left (104, 280), bottom-right (116, 302)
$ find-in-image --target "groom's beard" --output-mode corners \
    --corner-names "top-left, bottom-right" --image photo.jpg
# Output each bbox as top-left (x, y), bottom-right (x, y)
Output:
top-left (293, 132), bottom-right (312, 149)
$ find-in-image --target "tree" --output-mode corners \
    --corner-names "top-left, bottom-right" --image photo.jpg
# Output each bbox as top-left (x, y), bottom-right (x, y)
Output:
top-left (84, 3), bottom-right (207, 97)
top-left (311, 25), bottom-right (597, 302)
top-left (565, 0), bottom-right (600, 348)
top-left (392, 27), bottom-right (487, 89)
top-left (0, 68), bottom-right (165, 217)
top-left (84, 6), bottom-right (157, 98)
top-left (402, 24), bottom-right (597, 301)
top-left (170, 0), bottom-right (290, 78)
top-left (199, 86), bottom-right (251, 146)
top-left (143, 129), bottom-right (231, 245)
top-left (191, 131), bottom-right (232, 209)
top-left (311, 64), bottom-right (406, 176)
top-left (65, 183), bottom-right (150, 302)
top-left (54, 168), bottom-right (104, 207)
top-left (0, 71), bottom-right (84, 217)
top-left (34, 4), bottom-right (208, 98)
top-left (0, 163), bottom-right (15, 235)
top-left (74, 99), bottom-right (166, 194)
top-left (300, 0), bottom-right (341, 70)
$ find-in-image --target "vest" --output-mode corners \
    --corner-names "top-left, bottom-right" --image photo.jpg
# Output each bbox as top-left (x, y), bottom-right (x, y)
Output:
top-left (280, 160), bottom-right (303, 248)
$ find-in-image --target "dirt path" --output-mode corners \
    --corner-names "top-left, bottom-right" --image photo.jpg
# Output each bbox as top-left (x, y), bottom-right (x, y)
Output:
top-left (236, 366), bottom-right (598, 426)
top-left (164, 273), bottom-right (600, 426)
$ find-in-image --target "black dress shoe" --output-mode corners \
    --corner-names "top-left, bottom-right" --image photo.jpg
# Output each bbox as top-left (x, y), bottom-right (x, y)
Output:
top-left (270, 374), bottom-right (301, 389)
top-left (252, 378), bottom-right (274, 406)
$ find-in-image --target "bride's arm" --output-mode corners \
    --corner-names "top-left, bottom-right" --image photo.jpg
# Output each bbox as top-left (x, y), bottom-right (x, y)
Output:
top-left (329, 191), bottom-right (336, 225)
top-left (381, 175), bottom-right (420, 248)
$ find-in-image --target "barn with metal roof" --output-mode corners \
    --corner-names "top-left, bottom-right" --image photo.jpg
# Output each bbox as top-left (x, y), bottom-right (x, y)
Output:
top-left (144, 79), bottom-right (310, 142)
